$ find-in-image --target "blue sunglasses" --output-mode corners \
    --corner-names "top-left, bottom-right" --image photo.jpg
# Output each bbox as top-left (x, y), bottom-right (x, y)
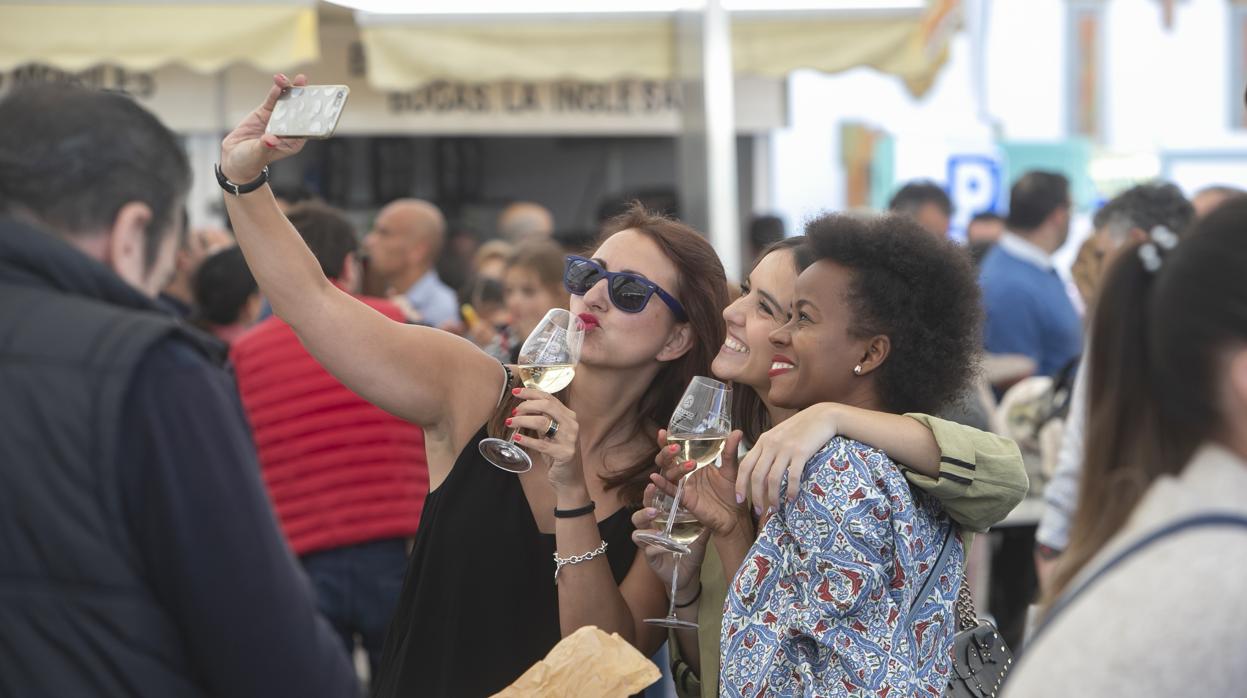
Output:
top-left (563, 255), bottom-right (688, 321)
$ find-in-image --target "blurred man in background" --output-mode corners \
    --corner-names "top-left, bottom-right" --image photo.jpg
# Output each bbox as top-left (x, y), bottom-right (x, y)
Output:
top-left (496, 201), bottom-right (554, 243)
top-left (979, 171), bottom-right (1082, 379)
top-left (0, 85), bottom-right (355, 698)
top-left (747, 214), bottom-right (785, 265)
top-left (888, 180), bottom-right (952, 238)
top-left (158, 225), bottom-right (233, 318)
top-left (1191, 184), bottom-right (1245, 219)
top-left (364, 198), bottom-right (459, 328)
top-left (191, 245), bottom-right (261, 346)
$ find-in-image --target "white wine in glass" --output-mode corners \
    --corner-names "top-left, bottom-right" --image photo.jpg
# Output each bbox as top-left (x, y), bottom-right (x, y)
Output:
top-left (665, 433), bottom-right (727, 470)
top-left (635, 376), bottom-right (731, 556)
top-left (515, 363), bottom-right (575, 394)
top-left (478, 309), bottom-right (584, 473)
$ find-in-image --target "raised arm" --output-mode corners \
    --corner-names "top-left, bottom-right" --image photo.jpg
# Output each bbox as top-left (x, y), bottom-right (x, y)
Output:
top-left (735, 402), bottom-right (1028, 529)
top-left (219, 75), bottom-right (500, 445)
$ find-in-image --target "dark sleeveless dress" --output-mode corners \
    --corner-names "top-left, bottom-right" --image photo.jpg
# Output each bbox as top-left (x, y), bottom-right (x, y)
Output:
top-left (371, 426), bottom-right (638, 698)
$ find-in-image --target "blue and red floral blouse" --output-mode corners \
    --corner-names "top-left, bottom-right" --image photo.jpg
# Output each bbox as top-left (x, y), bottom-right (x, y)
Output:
top-left (721, 437), bottom-right (963, 697)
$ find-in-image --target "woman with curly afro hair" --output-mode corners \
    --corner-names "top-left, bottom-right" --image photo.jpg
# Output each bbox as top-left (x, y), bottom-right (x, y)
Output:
top-left (712, 212), bottom-right (986, 696)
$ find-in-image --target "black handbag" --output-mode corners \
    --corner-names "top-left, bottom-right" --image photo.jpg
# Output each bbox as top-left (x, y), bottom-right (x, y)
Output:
top-left (908, 527), bottom-right (1014, 697)
top-left (946, 581), bottom-right (1013, 698)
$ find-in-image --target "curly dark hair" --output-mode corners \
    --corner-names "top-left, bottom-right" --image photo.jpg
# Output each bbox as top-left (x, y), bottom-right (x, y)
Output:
top-left (796, 213), bottom-right (982, 415)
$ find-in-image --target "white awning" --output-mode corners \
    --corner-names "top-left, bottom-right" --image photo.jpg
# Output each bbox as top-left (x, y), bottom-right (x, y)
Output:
top-left (0, 1), bottom-right (319, 73)
top-left (355, 1), bottom-right (958, 97)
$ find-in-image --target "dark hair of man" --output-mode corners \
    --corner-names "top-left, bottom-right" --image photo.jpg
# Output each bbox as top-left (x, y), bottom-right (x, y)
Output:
top-left (969, 211), bottom-right (1004, 226)
top-left (0, 85), bottom-right (190, 267)
top-left (1096, 182), bottom-right (1193, 244)
top-left (888, 181), bottom-right (952, 217)
top-left (733, 235), bottom-right (806, 447)
top-left (795, 213), bottom-right (982, 415)
top-left (192, 246), bottom-right (257, 326)
top-left (284, 202), bottom-right (359, 281)
top-left (1006, 171), bottom-right (1070, 232)
top-left (271, 183), bottom-right (317, 207)
top-left (1050, 197), bottom-right (1247, 608)
top-left (748, 215), bottom-right (786, 252)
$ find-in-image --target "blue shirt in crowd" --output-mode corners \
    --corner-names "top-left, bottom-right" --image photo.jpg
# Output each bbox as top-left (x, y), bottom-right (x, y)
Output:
top-left (979, 233), bottom-right (1083, 377)
top-left (402, 270), bottom-right (459, 328)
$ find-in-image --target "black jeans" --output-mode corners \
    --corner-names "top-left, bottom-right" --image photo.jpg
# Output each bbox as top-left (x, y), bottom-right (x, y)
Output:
top-left (301, 538), bottom-right (409, 679)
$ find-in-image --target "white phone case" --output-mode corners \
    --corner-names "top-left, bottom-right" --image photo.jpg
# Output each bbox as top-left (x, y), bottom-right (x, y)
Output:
top-left (266, 85), bottom-right (350, 139)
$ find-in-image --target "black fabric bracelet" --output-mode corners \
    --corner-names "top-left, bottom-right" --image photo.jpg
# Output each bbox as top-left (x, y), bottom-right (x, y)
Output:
top-left (553, 501), bottom-right (595, 519)
top-left (674, 582), bottom-right (702, 609)
top-left (215, 163), bottom-right (270, 196)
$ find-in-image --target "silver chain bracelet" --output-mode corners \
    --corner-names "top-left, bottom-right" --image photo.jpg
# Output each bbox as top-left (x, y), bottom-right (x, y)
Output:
top-left (553, 540), bottom-right (608, 584)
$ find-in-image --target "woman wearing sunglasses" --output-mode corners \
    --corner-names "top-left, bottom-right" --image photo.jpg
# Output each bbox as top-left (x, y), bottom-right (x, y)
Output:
top-left (218, 74), bottom-right (728, 697)
top-left (638, 215), bottom-right (1026, 695)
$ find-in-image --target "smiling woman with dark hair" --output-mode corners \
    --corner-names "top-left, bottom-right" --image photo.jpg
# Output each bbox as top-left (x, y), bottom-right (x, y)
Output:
top-left (718, 213), bottom-right (983, 696)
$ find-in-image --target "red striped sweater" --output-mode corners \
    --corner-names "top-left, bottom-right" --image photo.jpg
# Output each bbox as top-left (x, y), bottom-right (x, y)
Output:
top-left (230, 297), bottom-right (428, 556)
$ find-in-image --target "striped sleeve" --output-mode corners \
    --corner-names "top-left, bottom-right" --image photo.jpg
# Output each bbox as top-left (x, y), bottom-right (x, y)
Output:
top-left (901, 413), bottom-right (1031, 532)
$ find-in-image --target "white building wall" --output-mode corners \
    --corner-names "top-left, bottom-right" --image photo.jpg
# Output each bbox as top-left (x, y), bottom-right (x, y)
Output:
top-left (768, 0), bottom-right (1246, 235)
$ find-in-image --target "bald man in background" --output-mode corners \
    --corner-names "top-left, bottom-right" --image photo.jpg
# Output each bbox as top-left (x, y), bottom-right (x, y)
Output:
top-left (364, 199), bottom-right (459, 328)
top-left (497, 201), bottom-right (554, 243)
top-left (1191, 185), bottom-right (1245, 219)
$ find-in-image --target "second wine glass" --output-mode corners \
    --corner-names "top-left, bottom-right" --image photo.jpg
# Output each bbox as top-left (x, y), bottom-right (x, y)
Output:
top-left (478, 308), bottom-right (584, 473)
top-left (634, 376), bottom-right (731, 555)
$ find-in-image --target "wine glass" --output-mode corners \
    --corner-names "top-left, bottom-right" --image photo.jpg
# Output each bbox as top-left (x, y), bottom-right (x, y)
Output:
top-left (643, 491), bottom-right (704, 630)
top-left (479, 308), bottom-right (584, 473)
top-left (634, 376), bottom-right (731, 554)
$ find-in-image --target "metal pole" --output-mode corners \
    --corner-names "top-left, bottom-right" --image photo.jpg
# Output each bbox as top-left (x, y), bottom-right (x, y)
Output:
top-left (677, 0), bottom-right (742, 282)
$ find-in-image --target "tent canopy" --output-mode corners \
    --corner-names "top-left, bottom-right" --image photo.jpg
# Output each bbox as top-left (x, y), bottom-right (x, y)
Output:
top-left (0, 1), bottom-right (319, 73)
top-left (356, 2), bottom-right (958, 97)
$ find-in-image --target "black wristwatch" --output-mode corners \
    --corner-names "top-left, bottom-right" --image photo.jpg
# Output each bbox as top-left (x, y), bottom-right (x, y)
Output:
top-left (215, 163), bottom-right (270, 196)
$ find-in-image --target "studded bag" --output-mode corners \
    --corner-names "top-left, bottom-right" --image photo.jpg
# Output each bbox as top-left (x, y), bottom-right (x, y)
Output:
top-left (946, 581), bottom-right (1013, 698)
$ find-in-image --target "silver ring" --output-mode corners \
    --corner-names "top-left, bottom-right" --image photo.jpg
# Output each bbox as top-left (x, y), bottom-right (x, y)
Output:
top-left (544, 418), bottom-right (560, 439)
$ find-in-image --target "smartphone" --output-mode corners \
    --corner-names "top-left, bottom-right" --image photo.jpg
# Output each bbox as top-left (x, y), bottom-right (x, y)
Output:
top-left (266, 85), bottom-right (350, 139)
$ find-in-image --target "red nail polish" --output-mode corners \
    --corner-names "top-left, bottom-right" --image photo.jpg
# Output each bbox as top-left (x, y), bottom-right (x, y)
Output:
top-left (515, 435), bottom-right (523, 442)
top-left (505, 418), bottom-right (513, 426)
top-left (669, 445), bottom-right (678, 453)
top-left (264, 141), bottom-right (276, 149)
top-left (685, 462), bottom-right (695, 470)
top-left (511, 388), bottom-right (521, 396)
top-left (511, 408), bottom-right (517, 416)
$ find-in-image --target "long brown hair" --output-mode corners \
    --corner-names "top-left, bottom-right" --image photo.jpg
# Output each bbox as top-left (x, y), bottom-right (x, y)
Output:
top-left (490, 203), bottom-right (728, 506)
top-left (1048, 199), bottom-right (1247, 605)
top-left (733, 236), bottom-right (805, 446)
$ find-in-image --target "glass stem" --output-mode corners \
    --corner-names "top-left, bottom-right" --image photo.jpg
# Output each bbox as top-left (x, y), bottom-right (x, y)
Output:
top-left (662, 476), bottom-right (688, 537)
top-left (667, 554), bottom-right (682, 618)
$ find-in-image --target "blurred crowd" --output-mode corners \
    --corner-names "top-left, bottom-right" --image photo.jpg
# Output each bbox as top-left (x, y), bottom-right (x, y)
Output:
top-left (3, 77), bottom-right (1246, 698)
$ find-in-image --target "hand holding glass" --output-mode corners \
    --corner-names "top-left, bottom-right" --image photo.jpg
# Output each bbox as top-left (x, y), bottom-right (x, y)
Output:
top-left (642, 491), bottom-right (704, 630)
top-left (478, 308), bottom-right (584, 472)
top-left (634, 376), bottom-right (731, 554)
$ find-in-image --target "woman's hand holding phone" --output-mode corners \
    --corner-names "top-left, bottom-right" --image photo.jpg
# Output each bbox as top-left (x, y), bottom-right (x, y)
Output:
top-left (220, 73), bottom-right (310, 183)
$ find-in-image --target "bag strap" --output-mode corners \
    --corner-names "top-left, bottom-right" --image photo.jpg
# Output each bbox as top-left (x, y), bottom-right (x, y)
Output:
top-left (905, 524), bottom-right (957, 628)
top-left (1030, 512), bottom-right (1247, 647)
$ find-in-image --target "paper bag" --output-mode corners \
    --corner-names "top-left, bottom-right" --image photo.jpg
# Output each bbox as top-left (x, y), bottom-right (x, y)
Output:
top-left (491, 625), bottom-right (660, 698)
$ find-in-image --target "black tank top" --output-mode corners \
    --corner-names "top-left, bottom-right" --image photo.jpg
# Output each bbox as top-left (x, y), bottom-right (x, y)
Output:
top-left (371, 426), bottom-right (638, 698)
